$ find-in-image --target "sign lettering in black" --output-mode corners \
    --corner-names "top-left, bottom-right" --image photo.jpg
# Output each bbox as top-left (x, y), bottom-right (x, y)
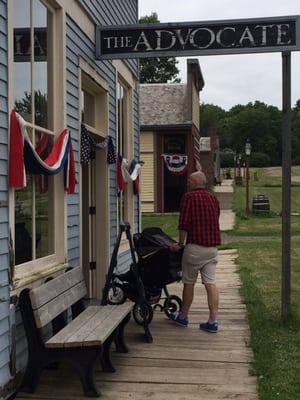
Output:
top-left (14, 28), bottom-right (47, 62)
top-left (96, 16), bottom-right (299, 59)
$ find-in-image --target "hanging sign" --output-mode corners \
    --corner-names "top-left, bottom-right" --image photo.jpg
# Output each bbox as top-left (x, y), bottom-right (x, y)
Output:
top-left (96, 15), bottom-right (300, 59)
top-left (199, 137), bottom-right (211, 152)
top-left (162, 154), bottom-right (188, 176)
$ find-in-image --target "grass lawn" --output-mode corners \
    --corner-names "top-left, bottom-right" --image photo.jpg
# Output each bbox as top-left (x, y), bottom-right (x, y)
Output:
top-left (142, 213), bottom-right (180, 239)
top-left (232, 167), bottom-right (300, 236)
top-left (228, 239), bottom-right (300, 400)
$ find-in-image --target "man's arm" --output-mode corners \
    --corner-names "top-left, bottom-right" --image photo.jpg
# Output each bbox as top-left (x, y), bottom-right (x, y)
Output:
top-left (178, 230), bottom-right (187, 246)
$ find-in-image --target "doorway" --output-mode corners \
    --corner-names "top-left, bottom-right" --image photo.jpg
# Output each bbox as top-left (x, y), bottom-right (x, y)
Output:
top-left (163, 134), bottom-right (187, 212)
top-left (81, 159), bottom-right (97, 298)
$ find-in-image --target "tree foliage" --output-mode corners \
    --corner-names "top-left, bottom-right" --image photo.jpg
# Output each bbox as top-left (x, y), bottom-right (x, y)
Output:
top-left (200, 103), bottom-right (226, 136)
top-left (138, 13), bottom-right (180, 84)
top-left (15, 90), bottom-right (48, 128)
top-left (200, 100), bottom-right (300, 166)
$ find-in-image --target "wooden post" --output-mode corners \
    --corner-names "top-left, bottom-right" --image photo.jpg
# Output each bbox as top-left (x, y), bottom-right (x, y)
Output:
top-left (281, 51), bottom-right (292, 320)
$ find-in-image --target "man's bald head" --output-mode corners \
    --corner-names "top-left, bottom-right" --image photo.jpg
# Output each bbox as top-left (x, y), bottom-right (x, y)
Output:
top-left (188, 171), bottom-right (207, 191)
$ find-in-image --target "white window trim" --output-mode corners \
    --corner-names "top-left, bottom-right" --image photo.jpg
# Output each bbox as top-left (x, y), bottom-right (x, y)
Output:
top-left (79, 58), bottom-right (110, 299)
top-left (8, 1), bottom-right (67, 287)
top-left (114, 62), bottom-right (136, 253)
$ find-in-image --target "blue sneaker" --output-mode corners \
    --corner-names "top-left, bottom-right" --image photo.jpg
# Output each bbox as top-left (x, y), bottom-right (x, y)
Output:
top-left (169, 312), bottom-right (188, 327)
top-left (199, 321), bottom-right (218, 333)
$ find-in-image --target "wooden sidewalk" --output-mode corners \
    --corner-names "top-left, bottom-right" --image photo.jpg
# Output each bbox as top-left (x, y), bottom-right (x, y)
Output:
top-left (17, 249), bottom-right (258, 400)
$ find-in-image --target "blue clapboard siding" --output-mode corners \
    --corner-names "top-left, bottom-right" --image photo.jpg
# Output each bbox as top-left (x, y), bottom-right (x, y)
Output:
top-left (79, 0), bottom-right (138, 77)
top-left (66, 0), bottom-right (139, 268)
top-left (0, 0), bottom-right (11, 389)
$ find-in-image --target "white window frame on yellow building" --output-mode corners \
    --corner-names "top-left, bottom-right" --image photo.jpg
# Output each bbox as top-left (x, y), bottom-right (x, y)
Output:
top-left (113, 60), bottom-right (136, 252)
top-left (8, 0), bottom-right (67, 290)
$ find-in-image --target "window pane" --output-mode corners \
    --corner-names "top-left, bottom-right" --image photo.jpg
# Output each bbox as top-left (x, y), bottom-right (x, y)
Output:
top-left (33, 0), bottom-right (49, 128)
top-left (13, 0), bottom-right (32, 122)
top-left (117, 82), bottom-right (124, 154)
top-left (15, 176), bottom-right (33, 265)
top-left (35, 177), bottom-right (54, 258)
top-left (82, 90), bottom-right (95, 126)
top-left (35, 131), bottom-right (54, 258)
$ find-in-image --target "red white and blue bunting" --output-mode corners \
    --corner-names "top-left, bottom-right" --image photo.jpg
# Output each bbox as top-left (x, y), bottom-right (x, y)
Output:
top-left (162, 154), bottom-right (188, 176)
top-left (9, 110), bottom-right (76, 194)
top-left (117, 155), bottom-right (142, 195)
top-left (80, 124), bottom-right (116, 165)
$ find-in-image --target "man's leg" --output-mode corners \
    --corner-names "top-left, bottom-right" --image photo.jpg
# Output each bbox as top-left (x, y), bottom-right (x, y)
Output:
top-left (179, 283), bottom-right (195, 319)
top-left (204, 283), bottom-right (219, 323)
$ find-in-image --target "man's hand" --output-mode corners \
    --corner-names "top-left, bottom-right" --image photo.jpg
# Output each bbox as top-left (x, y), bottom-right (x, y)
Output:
top-left (169, 243), bottom-right (184, 252)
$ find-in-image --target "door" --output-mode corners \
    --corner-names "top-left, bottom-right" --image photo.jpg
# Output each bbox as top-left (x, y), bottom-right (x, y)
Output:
top-left (82, 159), bottom-right (97, 298)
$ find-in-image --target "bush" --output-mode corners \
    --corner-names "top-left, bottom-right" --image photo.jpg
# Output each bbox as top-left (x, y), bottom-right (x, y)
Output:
top-left (293, 155), bottom-right (300, 165)
top-left (220, 152), bottom-right (235, 168)
top-left (249, 152), bottom-right (271, 167)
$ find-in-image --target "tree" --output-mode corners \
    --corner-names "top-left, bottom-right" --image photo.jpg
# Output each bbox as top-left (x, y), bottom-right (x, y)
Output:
top-left (139, 13), bottom-right (180, 84)
top-left (221, 101), bottom-right (282, 165)
top-left (15, 90), bottom-right (48, 128)
top-left (200, 102), bottom-right (226, 139)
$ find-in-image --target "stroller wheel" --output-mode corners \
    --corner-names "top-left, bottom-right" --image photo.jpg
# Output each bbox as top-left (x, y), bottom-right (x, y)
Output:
top-left (163, 295), bottom-right (182, 318)
top-left (107, 283), bottom-right (127, 305)
top-left (133, 303), bottom-right (153, 326)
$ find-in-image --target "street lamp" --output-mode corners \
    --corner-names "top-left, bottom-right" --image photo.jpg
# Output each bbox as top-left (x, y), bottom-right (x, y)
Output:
top-left (235, 153), bottom-right (243, 185)
top-left (245, 139), bottom-right (252, 214)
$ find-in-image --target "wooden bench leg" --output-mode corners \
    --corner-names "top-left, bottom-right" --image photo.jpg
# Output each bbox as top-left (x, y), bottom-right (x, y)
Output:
top-left (114, 313), bottom-right (131, 353)
top-left (100, 333), bottom-right (116, 373)
top-left (71, 347), bottom-right (101, 397)
top-left (19, 355), bottom-right (42, 393)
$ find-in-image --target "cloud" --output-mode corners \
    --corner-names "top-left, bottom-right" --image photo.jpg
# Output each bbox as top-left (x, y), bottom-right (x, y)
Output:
top-left (139, 0), bottom-right (300, 110)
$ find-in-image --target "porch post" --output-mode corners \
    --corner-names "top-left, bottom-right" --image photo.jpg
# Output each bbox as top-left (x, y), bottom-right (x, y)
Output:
top-left (281, 51), bottom-right (292, 320)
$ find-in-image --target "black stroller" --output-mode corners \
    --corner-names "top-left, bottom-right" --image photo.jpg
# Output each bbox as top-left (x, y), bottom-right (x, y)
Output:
top-left (101, 223), bottom-right (183, 342)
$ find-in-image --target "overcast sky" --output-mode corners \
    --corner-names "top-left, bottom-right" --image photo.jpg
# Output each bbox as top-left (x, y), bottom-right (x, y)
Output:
top-left (139, 0), bottom-right (300, 110)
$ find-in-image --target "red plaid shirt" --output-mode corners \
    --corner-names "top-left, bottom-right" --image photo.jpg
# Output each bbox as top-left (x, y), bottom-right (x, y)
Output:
top-left (179, 188), bottom-right (221, 247)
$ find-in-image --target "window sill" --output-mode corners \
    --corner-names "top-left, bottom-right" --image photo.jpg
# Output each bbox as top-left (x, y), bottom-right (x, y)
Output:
top-left (11, 262), bottom-right (68, 298)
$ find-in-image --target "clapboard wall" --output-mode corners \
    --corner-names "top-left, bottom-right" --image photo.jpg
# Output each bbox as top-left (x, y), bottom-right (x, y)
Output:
top-left (0, 0), bottom-right (12, 391)
top-left (68, 0), bottom-right (139, 267)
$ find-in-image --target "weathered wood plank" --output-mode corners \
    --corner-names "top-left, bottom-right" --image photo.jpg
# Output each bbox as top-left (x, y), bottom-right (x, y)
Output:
top-left (45, 306), bottom-right (100, 348)
top-left (30, 267), bottom-right (84, 309)
top-left (33, 281), bottom-right (87, 328)
top-left (83, 302), bottom-right (133, 346)
top-left (51, 302), bottom-right (133, 347)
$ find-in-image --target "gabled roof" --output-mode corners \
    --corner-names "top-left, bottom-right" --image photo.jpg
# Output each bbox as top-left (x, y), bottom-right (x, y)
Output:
top-left (140, 84), bottom-right (189, 127)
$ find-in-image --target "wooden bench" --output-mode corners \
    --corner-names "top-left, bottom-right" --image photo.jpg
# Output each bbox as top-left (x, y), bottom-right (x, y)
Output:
top-left (19, 267), bottom-right (133, 397)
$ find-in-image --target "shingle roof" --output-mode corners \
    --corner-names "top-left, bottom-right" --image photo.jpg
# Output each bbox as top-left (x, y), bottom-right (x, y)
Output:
top-left (140, 84), bottom-right (189, 126)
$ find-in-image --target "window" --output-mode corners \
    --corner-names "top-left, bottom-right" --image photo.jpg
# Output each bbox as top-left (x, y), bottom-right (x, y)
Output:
top-left (117, 80), bottom-right (126, 223)
top-left (116, 74), bottom-right (135, 237)
top-left (13, 0), bottom-right (55, 265)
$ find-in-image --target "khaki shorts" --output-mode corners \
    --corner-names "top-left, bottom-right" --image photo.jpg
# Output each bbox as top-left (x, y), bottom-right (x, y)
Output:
top-left (182, 244), bottom-right (218, 285)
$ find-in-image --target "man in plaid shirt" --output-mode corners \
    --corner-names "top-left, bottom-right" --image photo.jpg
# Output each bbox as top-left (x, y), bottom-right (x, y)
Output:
top-left (169, 171), bottom-right (221, 333)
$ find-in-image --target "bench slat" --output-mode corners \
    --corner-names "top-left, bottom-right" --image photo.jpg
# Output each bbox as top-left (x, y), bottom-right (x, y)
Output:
top-left (34, 281), bottom-right (87, 328)
top-left (45, 302), bottom-right (133, 348)
top-left (45, 306), bottom-right (101, 348)
top-left (62, 305), bottom-right (117, 347)
top-left (83, 302), bottom-right (133, 347)
top-left (30, 267), bottom-right (84, 310)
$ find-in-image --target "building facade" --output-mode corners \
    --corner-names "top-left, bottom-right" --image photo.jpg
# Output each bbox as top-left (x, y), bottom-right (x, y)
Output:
top-left (0, 0), bottom-right (139, 397)
top-left (140, 59), bottom-right (205, 213)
